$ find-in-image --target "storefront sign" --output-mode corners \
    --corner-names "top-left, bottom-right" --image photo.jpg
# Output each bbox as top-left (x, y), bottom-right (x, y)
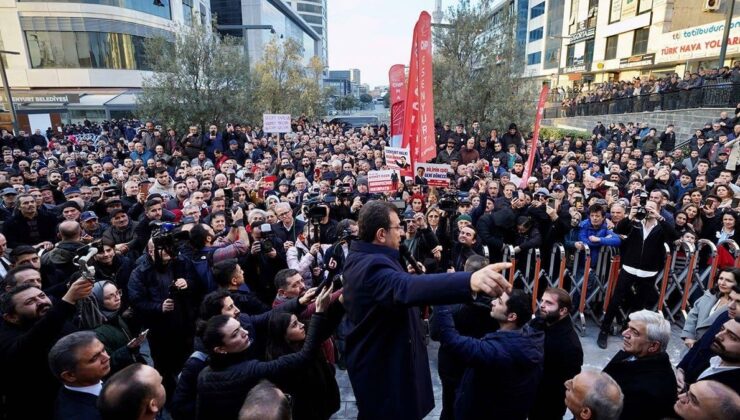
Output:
top-left (610, 0), bottom-right (622, 23)
top-left (619, 53), bottom-right (655, 69)
top-left (11, 93), bottom-right (80, 104)
top-left (570, 26), bottom-right (596, 44)
top-left (655, 19), bottom-right (740, 64)
top-left (564, 56), bottom-right (589, 73)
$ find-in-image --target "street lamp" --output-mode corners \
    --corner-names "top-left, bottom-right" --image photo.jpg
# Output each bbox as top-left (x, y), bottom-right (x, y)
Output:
top-left (0, 50), bottom-right (20, 135)
top-left (216, 25), bottom-right (276, 68)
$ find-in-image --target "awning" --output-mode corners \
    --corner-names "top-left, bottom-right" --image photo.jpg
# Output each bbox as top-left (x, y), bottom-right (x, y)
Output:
top-left (69, 94), bottom-right (118, 109)
top-left (104, 92), bottom-right (140, 110)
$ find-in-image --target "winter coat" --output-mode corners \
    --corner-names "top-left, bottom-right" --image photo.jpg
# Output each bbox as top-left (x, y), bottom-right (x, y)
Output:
top-left (94, 314), bottom-right (150, 375)
top-left (577, 220), bottom-right (621, 265)
top-left (679, 311), bottom-right (730, 385)
top-left (614, 217), bottom-right (679, 272)
top-left (0, 301), bottom-right (78, 420)
top-left (681, 292), bottom-right (726, 341)
top-left (603, 351), bottom-right (677, 420)
top-left (1, 210), bottom-right (57, 248)
top-left (342, 241), bottom-right (475, 420)
top-left (529, 316), bottom-right (583, 420)
top-left (432, 307), bottom-right (545, 420)
top-left (195, 309), bottom-right (337, 420)
top-left (53, 388), bottom-right (101, 420)
top-left (41, 241), bottom-right (86, 287)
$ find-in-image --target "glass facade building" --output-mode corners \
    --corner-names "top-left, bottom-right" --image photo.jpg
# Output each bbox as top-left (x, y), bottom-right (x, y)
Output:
top-left (25, 31), bottom-right (149, 70)
top-left (18, 0), bottom-right (173, 19)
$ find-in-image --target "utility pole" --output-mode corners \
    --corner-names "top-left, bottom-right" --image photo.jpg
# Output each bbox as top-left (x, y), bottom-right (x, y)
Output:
top-left (0, 50), bottom-right (20, 135)
top-left (718, 0), bottom-right (737, 67)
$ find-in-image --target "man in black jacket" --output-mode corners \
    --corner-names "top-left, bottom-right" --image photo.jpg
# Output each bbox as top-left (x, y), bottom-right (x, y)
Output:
top-left (530, 287), bottom-right (584, 420)
top-left (602, 309), bottom-right (677, 420)
top-left (0, 279), bottom-right (92, 420)
top-left (598, 199), bottom-right (678, 349)
top-left (49, 331), bottom-right (110, 420)
top-left (2, 192), bottom-right (57, 249)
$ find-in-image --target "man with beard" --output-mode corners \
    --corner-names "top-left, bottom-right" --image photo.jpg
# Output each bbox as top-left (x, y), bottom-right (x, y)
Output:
top-left (529, 288), bottom-right (584, 420)
top-left (2, 192), bottom-right (57, 249)
top-left (102, 209), bottom-right (138, 257)
top-left (128, 239), bottom-right (195, 400)
top-left (0, 278), bottom-right (93, 419)
top-left (688, 318), bottom-right (740, 393)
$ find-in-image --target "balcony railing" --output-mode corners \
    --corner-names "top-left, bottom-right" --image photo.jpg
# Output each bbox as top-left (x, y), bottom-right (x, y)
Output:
top-left (544, 82), bottom-right (740, 119)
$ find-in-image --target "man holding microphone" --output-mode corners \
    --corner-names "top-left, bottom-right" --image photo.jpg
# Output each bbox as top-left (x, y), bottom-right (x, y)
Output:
top-left (343, 200), bottom-right (511, 420)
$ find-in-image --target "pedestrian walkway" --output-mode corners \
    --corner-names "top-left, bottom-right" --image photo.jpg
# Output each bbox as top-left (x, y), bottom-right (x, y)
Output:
top-left (330, 320), bottom-right (687, 420)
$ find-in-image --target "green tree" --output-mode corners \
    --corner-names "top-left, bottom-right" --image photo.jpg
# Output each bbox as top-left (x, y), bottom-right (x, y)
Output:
top-left (251, 38), bottom-right (328, 121)
top-left (137, 22), bottom-right (251, 133)
top-left (383, 92), bottom-right (390, 108)
top-left (433, 0), bottom-right (538, 131)
top-left (334, 95), bottom-right (358, 113)
top-left (359, 93), bottom-right (373, 104)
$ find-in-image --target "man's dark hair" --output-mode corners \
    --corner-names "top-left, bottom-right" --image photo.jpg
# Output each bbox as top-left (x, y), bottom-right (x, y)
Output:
top-left (357, 200), bottom-right (395, 243)
top-left (98, 363), bottom-right (154, 420)
top-left (239, 380), bottom-right (292, 420)
top-left (464, 254), bottom-right (487, 272)
top-left (543, 287), bottom-right (572, 313)
top-left (589, 204), bottom-right (605, 216)
top-left (2, 264), bottom-right (39, 290)
top-left (0, 283), bottom-right (37, 316)
top-left (154, 167), bottom-right (168, 176)
top-left (189, 224), bottom-right (211, 249)
top-left (274, 268), bottom-right (299, 290)
top-left (200, 289), bottom-right (231, 319)
top-left (202, 314), bottom-right (232, 355)
top-left (505, 289), bottom-right (532, 328)
top-left (48, 331), bottom-right (98, 381)
top-left (213, 259), bottom-right (239, 288)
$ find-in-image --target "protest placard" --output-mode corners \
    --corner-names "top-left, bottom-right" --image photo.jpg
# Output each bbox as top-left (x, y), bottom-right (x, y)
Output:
top-left (367, 170), bottom-right (400, 193)
top-left (414, 163), bottom-right (451, 187)
top-left (262, 114), bottom-right (292, 133)
top-left (384, 147), bottom-right (412, 175)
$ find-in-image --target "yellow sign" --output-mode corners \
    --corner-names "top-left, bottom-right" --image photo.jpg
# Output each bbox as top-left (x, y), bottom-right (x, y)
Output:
top-left (622, 0), bottom-right (637, 18)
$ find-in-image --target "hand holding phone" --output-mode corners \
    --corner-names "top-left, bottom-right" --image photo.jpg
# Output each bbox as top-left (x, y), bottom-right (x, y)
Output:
top-left (127, 329), bottom-right (148, 349)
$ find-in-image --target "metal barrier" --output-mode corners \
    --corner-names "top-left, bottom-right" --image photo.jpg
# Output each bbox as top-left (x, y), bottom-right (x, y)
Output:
top-left (603, 252), bottom-right (621, 312)
top-left (503, 245), bottom-right (516, 285)
top-left (657, 242), bottom-right (689, 323)
top-left (678, 240), bottom-right (718, 320)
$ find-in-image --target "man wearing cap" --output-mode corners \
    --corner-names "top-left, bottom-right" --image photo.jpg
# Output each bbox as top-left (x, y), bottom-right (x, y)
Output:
top-left (81, 211), bottom-right (108, 241)
top-left (0, 186), bottom-right (18, 221)
top-left (60, 201), bottom-right (82, 222)
top-left (501, 123), bottom-right (524, 151)
top-left (437, 139), bottom-right (461, 164)
top-left (102, 209), bottom-right (138, 257)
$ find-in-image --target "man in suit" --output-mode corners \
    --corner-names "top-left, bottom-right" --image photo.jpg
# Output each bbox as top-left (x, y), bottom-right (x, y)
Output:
top-left (602, 310), bottom-right (677, 419)
top-left (49, 331), bottom-right (110, 420)
top-left (342, 201), bottom-right (511, 420)
top-left (688, 318), bottom-right (740, 393)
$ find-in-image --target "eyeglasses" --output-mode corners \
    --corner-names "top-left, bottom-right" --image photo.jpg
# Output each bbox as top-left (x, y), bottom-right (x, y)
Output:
top-left (104, 290), bottom-right (123, 300)
top-left (276, 211), bottom-right (291, 218)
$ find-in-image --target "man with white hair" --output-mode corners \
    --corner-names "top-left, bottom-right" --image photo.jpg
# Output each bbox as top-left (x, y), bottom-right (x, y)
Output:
top-left (564, 369), bottom-right (624, 420)
top-left (602, 310), bottom-right (677, 419)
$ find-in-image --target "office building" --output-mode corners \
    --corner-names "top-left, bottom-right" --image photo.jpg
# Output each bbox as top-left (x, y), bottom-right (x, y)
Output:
top-left (211, 0), bottom-right (321, 67)
top-left (0, 0), bottom-right (210, 130)
top-left (286, 0), bottom-right (328, 66)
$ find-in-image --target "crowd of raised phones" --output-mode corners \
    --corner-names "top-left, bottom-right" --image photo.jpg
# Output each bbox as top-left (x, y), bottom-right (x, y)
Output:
top-left (0, 111), bottom-right (738, 420)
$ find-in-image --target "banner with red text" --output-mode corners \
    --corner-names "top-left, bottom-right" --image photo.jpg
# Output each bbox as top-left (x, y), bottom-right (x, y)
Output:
top-left (414, 163), bottom-right (451, 188)
top-left (402, 12), bottom-right (435, 170)
top-left (519, 85), bottom-right (549, 189)
top-left (368, 170), bottom-right (400, 193)
top-left (389, 64), bottom-right (407, 148)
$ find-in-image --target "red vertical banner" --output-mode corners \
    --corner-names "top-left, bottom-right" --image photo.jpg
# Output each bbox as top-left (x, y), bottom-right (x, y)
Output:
top-left (402, 11), bottom-right (435, 167)
top-left (389, 64), bottom-right (406, 149)
top-left (519, 85), bottom-right (550, 189)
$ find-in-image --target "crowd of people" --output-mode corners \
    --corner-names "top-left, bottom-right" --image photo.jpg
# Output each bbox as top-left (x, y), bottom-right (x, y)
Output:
top-left (557, 62), bottom-right (740, 116)
top-left (0, 109), bottom-right (739, 420)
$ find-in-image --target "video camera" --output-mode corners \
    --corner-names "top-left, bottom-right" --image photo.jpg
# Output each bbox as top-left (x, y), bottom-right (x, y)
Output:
top-left (303, 194), bottom-right (328, 225)
top-left (150, 221), bottom-right (189, 256)
top-left (635, 190), bottom-right (649, 221)
top-left (334, 183), bottom-right (353, 200)
top-left (438, 192), bottom-right (460, 213)
top-left (259, 223), bottom-right (275, 254)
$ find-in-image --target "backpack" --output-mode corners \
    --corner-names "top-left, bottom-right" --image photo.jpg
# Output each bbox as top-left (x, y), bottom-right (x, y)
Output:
top-left (191, 247), bottom-right (218, 293)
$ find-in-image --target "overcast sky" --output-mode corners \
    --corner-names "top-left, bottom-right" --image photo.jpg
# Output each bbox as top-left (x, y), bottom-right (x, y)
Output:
top-left (327, 0), bottom-right (445, 88)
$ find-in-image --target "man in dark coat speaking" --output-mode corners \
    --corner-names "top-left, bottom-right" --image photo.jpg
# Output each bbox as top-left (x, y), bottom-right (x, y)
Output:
top-left (342, 200), bottom-right (511, 420)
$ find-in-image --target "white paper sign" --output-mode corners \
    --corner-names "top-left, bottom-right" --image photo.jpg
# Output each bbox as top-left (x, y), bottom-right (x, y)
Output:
top-left (262, 114), bottom-right (292, 133)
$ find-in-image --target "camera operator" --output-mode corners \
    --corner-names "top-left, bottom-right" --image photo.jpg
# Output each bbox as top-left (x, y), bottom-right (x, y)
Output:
top-left (404, 211), bottom-right (442, 273)
top-left (246, 222), bottom-right (288, 304)
top-left (597, 199), bottom-right (679, 349)
top-left (128, 238), bottom-right (196, 398)
top-left (287, 222), bottom-right (330, 286)
top-left (329, 184), bottom-right (355, 222)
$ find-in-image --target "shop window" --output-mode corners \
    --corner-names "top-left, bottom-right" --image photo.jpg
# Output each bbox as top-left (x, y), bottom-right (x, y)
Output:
top-left (605, 35), bottom-right (618, 60)
top-left (632, 28), bottom-right (649, 56)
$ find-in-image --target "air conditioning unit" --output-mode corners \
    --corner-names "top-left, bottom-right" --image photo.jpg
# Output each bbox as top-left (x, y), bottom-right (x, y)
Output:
top-left (703, 0), bottom-right (721, 12)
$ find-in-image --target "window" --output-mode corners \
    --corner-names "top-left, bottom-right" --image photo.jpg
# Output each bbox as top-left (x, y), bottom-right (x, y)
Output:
top-left (527, 52), bottom-right (542, 65)
top-left (584, 39), bottom-right (594, 65)
top-left (530, 2), bottom-right (545, 18)
top-left (566, 44), bottom-right (575, 66)
top-left (18, 0), bottom-right (171, 20)
top-left (25, 30), bottom-right (152, 70)
top-left (604, 35), bottom-right (618, 60)
top-left (529, 27), bottom-right (543, 42)
top-left (297, 3), bottom-right (323, 14)
top-left (302, 15), bottom-right (323, 25)
top-left (199, 3), bottom-right (207, 26)
top-left (632, 27), bottom-right (649, 55)
top-left (182, 0), bottom-right (193, 26)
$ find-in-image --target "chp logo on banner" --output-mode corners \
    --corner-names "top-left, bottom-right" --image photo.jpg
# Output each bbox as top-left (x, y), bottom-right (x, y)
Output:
top-left (402, 11), bottom-right (435, 171)
top-left (414, 163), bottom-right (451, 188)
top-left (367, 170), bottom-right (400, 193)
top-left (384, 146), bottom-right (412, 176)
top-left (262, 114), bottom-right (292, 133)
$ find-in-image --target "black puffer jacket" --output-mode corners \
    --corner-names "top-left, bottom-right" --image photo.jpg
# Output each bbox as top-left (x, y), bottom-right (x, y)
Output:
top-left (196, 304), bottom-right (343, 420)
